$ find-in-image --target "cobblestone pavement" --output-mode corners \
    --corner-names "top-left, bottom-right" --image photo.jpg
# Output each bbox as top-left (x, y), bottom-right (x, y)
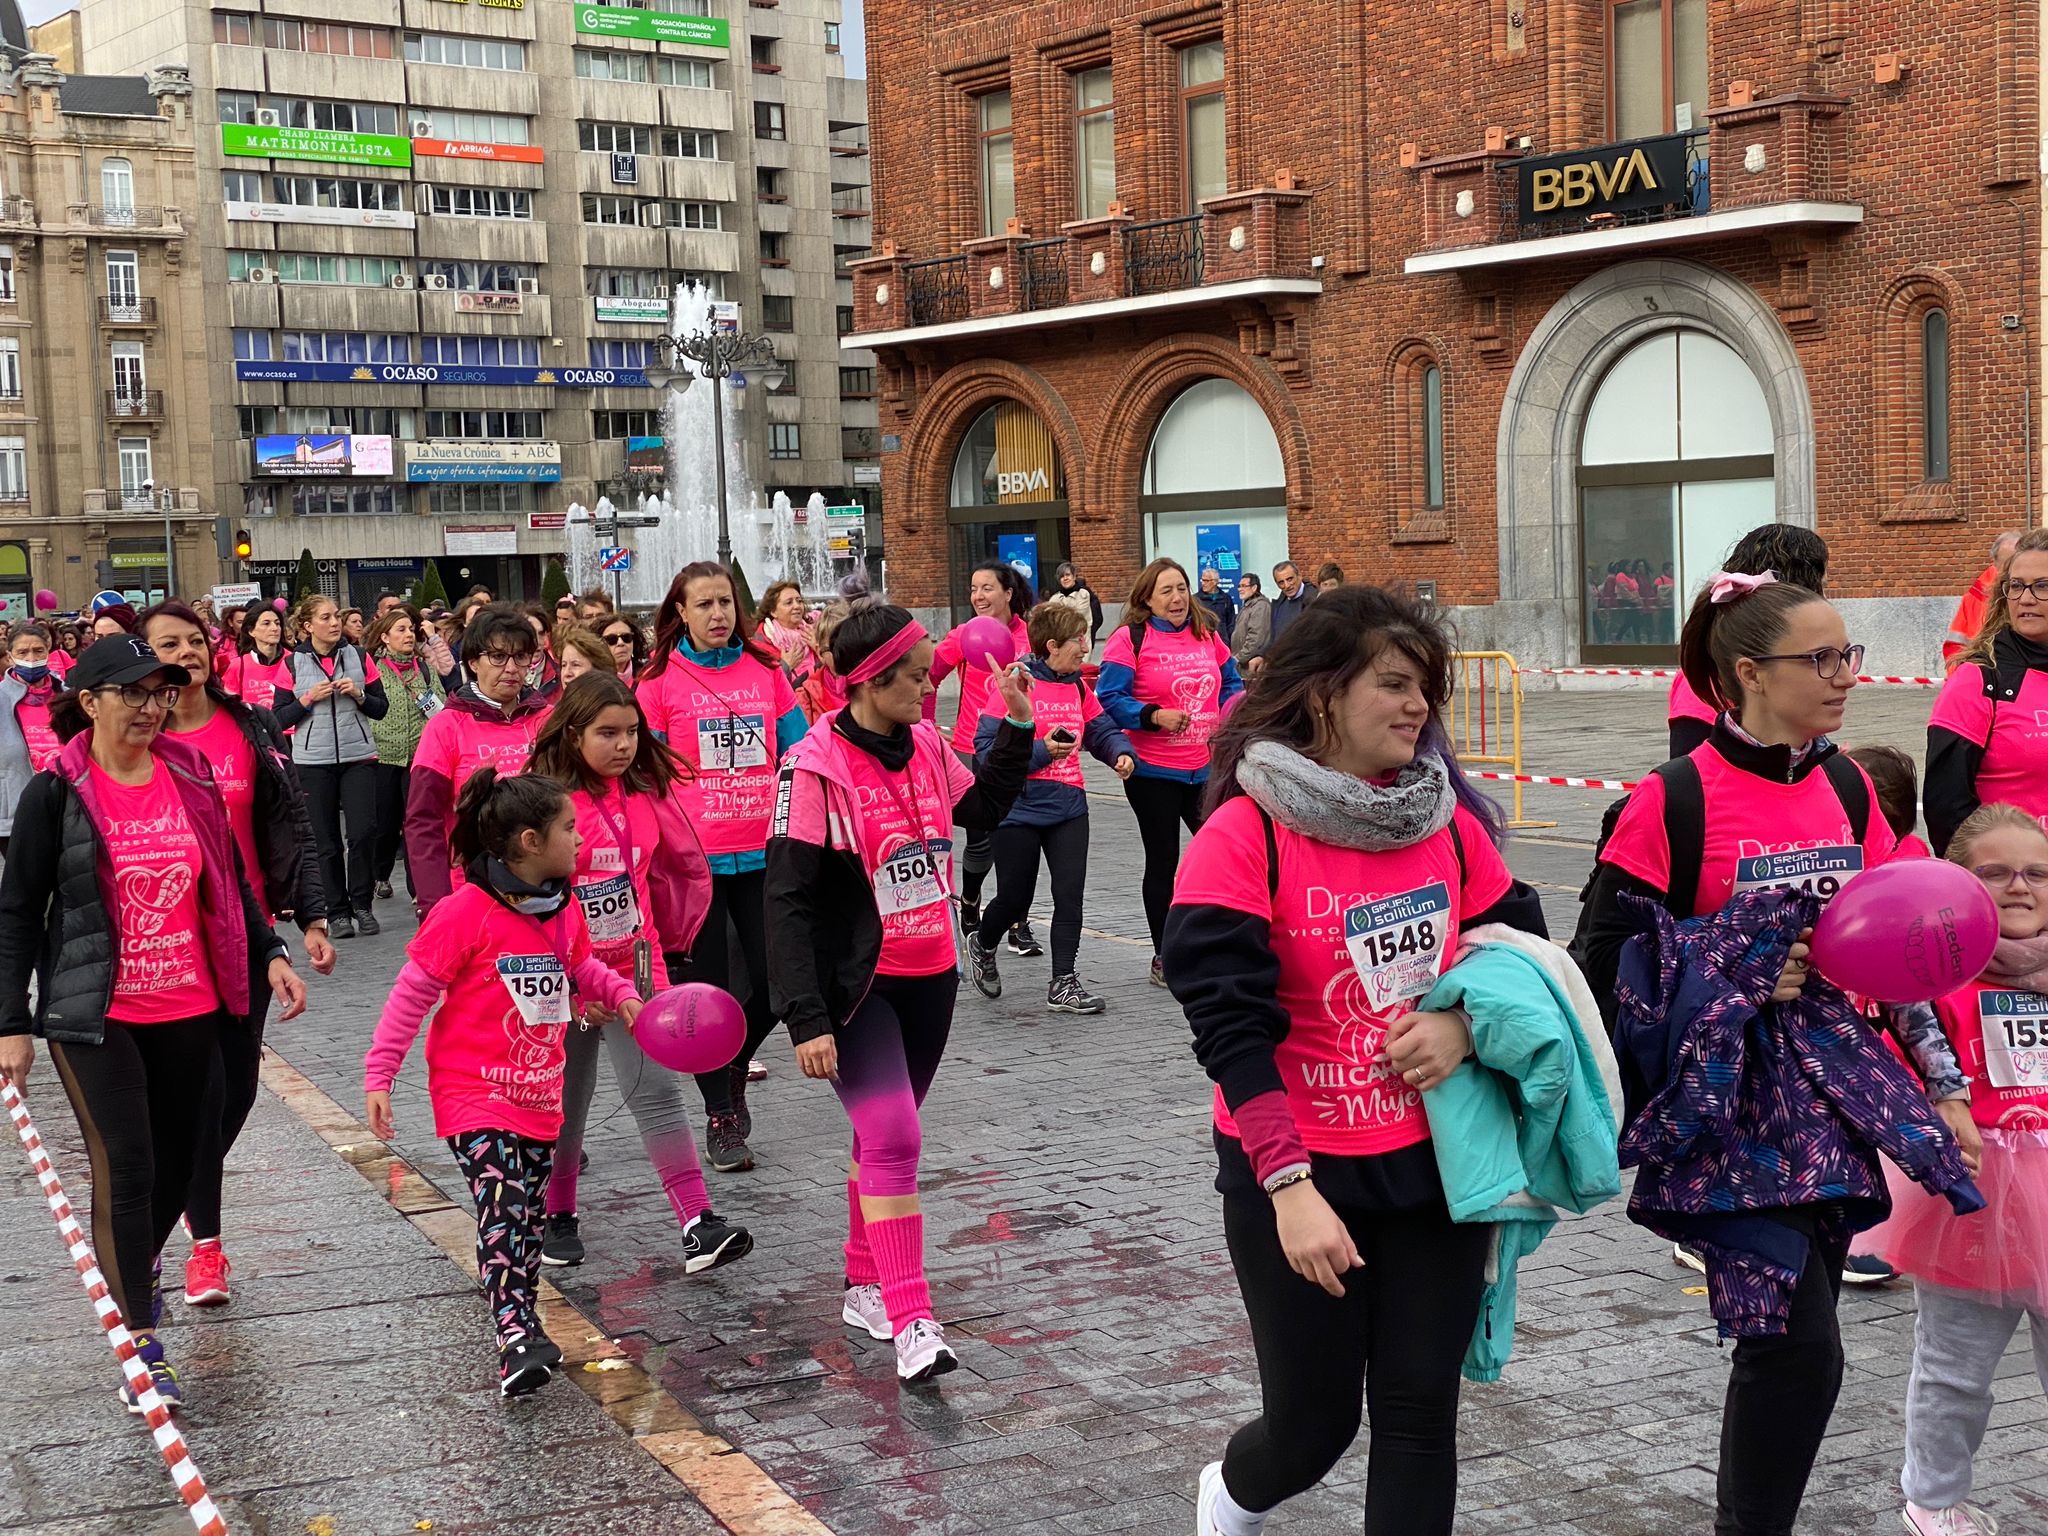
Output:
top-left (7, 687), bottom-right (2047, 1535)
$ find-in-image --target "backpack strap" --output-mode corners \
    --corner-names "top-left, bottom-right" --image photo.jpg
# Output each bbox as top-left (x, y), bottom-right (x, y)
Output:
top-left (1259, 804), bottom-right (1279, 901)
top-left (1819, 752), bottom-right (1873, 845)
top-left (1447, 812), bottom-right (1468, 889)
top-left (1128, 619), bottom-right (1146, 660)
top-left (1654, 755), bottom-right (1706, 917)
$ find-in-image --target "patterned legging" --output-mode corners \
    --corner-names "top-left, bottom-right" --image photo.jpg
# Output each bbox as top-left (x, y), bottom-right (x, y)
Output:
top-left (448, 1129), bottom-right (555, 1350)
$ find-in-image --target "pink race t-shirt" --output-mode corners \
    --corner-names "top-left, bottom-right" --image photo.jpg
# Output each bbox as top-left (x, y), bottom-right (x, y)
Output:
top-left (177, 707), bottom-right (268, 916)
top-left (1929, 662), bottom-right (2048, 831)
top-left (1897, 833), bottom-right (1934, 860)
top-left (222, 652), bottom-right (281, 711)
top-left (1174, 797), bottom-right (1512, 1157)
top-left (405, 881), bottom-right (595, 1141)
top-left (15, 680), bottom-right (58, 772)
top-left (931, 616), bottom-right (1031, 752)
top-left (1667, 672), bottom-right (1717, 727)
top-left (636, 651), bottom-right (794, 857)
top-left (1935, 981), bottom-right (2048, 1131)
top-left (1100, 622), bottom-right (1233, 774)
top-left (412, 704), bottom-right (547, 891)
top-left (980, 672), bottom-right (1103, 789)
top-left (571, 780), bottom-right (668, 987)
top-left (837, 729), bottom-right (975, 976)
top-left (1599, 744), bottom-right (1898, 915)
top-left (91, 760), bottom-right (221, 1024)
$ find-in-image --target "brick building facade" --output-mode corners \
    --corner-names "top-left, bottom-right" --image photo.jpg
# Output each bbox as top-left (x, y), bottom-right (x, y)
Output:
top-left (846, 0), bottom-right (2041, 671)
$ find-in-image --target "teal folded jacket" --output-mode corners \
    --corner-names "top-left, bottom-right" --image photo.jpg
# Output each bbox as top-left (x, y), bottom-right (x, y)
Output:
top-left (1420, 933), bottom-right (1623, 1382)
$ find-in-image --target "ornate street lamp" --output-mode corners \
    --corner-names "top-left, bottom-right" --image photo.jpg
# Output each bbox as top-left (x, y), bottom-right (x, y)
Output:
top-left (641, 322), bottom-right (787, 568)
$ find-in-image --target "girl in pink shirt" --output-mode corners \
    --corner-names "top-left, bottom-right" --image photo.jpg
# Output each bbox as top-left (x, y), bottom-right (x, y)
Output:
top-left (2, 623), bottom-right (64, 854)
top-left (363, 768), bottom-right (642, 1397)
top-left (525, 673), bottom-right (752, 1277)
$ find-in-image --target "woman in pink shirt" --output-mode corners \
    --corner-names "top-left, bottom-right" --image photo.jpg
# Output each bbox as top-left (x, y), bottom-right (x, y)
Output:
top-left (222, 605), bottom-right (287, 712)
top-left (0, 634), bottom-right (307, 1414)
top-left (0, 621), bottom-right (65, 854)
top-left (363, 768), bottom-right (640, 1396)
top-left (1665, 524), bottom-right (1828, 759)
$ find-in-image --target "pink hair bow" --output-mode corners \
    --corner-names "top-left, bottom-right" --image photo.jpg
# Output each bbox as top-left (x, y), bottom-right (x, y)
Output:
top-left (1707, 569), bottom-right (1778, 605)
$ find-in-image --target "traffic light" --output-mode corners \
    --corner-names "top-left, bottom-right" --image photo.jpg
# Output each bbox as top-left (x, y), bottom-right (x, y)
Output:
top-left (234, 528), bottom-right (253, 560)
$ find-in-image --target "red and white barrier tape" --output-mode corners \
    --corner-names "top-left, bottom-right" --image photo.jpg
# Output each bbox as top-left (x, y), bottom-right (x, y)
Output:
top-left (0, 1072), bottom-right (229, 1536)
top-left (1513, 665), bottom-right (1940, 687)
top-left (1466, 769), bottom-right (1638, 792)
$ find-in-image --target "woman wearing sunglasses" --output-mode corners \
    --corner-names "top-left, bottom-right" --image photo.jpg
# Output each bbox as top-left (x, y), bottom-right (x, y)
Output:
top-left (1927, 527), bottom-right (2048, 856)
top-left (598, 615), bottom-right (647, 681)
top-left (1576, 573), bottom-right (1899, 1536)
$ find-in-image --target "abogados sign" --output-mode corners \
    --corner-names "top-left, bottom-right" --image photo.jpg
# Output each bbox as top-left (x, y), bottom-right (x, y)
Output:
top-left (1516, 131), bottom-right (1692, 225)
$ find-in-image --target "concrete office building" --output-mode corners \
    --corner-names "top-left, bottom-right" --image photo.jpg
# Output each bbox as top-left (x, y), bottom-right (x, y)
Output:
top-left (0, 9), bottom-right (219, 616)
top-left (73, 0), bottom-right (871, 605)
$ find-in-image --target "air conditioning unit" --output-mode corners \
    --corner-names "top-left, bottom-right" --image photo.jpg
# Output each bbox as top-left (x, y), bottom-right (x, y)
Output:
top-left (247, 266), bottom-right (275, 284)
top-left (254, 108), bottom-right (281, 127)
top-left (389, 273), bottom-right (415, 290)
top-left (639, 203), bottom-right (664, 227)
top-left (516, 277), bottom-right (541, 295)
top-left (411, 120), bottom-right (434, 138)
top-left (421, 274), bottom-right (450, 291)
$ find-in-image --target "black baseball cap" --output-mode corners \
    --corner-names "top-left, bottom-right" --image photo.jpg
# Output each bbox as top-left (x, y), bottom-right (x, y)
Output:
top-left (71, 634), bottom-right (190, 692)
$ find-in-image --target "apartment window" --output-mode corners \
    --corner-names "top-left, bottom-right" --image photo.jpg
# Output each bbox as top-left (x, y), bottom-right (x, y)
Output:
top-left (824, 21), bottom-right (840, 51)
top-left (118, 438), bottom-right (154, 497)
top-left (423, 410), bottom-right (545, 439)
top-left (260, 19), bottom-right (393, 57)
top-left (0, 340), bottom-right (20, 399)
top-left (592, 339), bottom-right (652, 369)
top-left (281, 331), bottom-right (410, 363)
top-left (0, 247), bottom-right (14, 302)
top-left (1074, 68), bottom-right (1115, 220)
top-left (769, 423), bottom-right (801, 460)
top-left (582, 194), bottom-right (640, 226)
top-left (978, 90), bottom-right (1014, 236)
top-left (418, 259), bottom-right (534, 292)
top-left (593, 410), bottom-right (661, 439)
top-left (405, 33), bottom-right (526, 70)
top-left (575, 48), bottom-right (650, 82)
top-left (1923, 308), bottom-right (1951, 483)
top-left (212, 11), bottom-right (254, 45)
top-left (1422, 363), bottom-right (1445, 510)
top-left (0, 436), bottom-right (24, 500)
top-left (220, 171), bottom-right (263, 202)
top-left (294, 483), bottom-right (401, 516)
top-left (580, 123), bottom-right (711, 158)
top-left (239, 252), bottom-right (407, 286)
top-left (417, 335), bottom-right (542, 368)
top-left (1181, 41), bottom-right (1226, 209)
top-left (425, 484), bottom-right (537, 515)
top-left (245, 407), bottom-right (413, 437)
top-left (100, 158), bottom-right (135, 219)
top-left (655, 56), bottom-right (713, 87)
top-left (216, 92), bottom-right (261, 125)
top-left (232, 328), bottom-right (271, 361)
top-left (760, 231), bottom-right (787, 264)
top-left (429, 185), bottom-right (533, 220)
top-left (584, 268), bottom-right (667, 298)
top-left (674, 271), bottom-right (725, 299)
top-left (839, 366), bottom-right (875, 397)
top-left (757, 166), bottom-right (785, 201)
top-left (269, 175), bottom-right (406, 212)
top-left (836, 304), bottom-right (854, 335)
top-left (754, 102), bottom-right (785, 141)
top-left (1610, 0), bottom-right (1707, 139)
top-left (111, 341), bottom-right (146, 402)
top-left (105, 250), bottom-right (140, 309)
top-left (275, 99), bottom-right (401, 134)
top-left (750, 36), bottom-right (777, 71)
top-left (676, 201), bottom-right (721, 229)
top-left (761, 295), bottom-right (795, 332)
top-left (416, 110), bottom-right (529, 146)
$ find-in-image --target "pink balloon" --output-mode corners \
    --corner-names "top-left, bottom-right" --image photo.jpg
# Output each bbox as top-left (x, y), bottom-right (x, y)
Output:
top-left (1809, 860), bottom-right (2000, 1004)
top-left (957, 615), bottom-right (1016, 673)
top-left (32, 589), bottom-right (56, 612)
top-left (633, 983), bottom-right (745, 1074)
top-left (272, 597), bottom-right (288, 612)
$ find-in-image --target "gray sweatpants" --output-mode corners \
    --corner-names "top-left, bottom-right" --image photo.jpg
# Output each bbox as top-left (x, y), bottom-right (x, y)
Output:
top-left (544, 1020), bottom-right (709, 1229)
top-left (1902, 1282), bottom-right (2048, 1509)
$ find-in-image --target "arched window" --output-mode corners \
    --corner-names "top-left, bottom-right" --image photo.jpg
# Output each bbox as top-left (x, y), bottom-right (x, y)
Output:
top-left (1422, 363), bottom-right (1445, 511)
top-left (100, 157), bottom-right (135, 224)
top-left (947, 401), bottom-right (1067, 603)
top-left (1387, 343), bottom-right (1450, 538)
top-left (1141, 377), bottom-right (1287, 587)
top-left (0, 540), bottom-right (28, 623)
top-left (1922, 307), bottom-right (1951, 483)
top-left (1578, 328), bottom-right (1775, 658)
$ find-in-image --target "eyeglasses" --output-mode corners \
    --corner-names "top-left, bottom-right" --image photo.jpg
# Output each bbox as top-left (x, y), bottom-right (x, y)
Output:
top-left (2003, 578), bottom-right (2048, 602)
top-left (603, 632), bottom-right (635, 648)
top-left (476, 648), bottom-right (533, 668)
top-left (1748, 644), bottom-right (1865, 680)
top-left (95, 683), bottom-right (180, 710)
top-left (1972, 863), bottom-right (2048, 888)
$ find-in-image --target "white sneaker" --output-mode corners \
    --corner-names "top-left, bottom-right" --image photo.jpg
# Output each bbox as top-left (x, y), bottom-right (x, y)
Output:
top-left (892, 1317), bottom-right (957, 1382)
top-left (1903, 1502), bottom-right (2000, 1536)
top-left (1197, 1461), bottom-right (1266, 1536)
top-left (841, 1283), bottom-right (891, 1341)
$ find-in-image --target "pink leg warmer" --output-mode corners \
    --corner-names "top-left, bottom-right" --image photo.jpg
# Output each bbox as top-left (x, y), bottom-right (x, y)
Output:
top-left (865, 1212), bottom-right (933, 1334)
top-left (844, 1177), bottom-right (878, 1285)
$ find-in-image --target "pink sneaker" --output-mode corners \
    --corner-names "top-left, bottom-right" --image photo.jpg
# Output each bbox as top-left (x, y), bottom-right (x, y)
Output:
top-left (1903, 1502), bottom-right (1999, 1536)
top-left (182, 1242), bottom-right (231, 1307)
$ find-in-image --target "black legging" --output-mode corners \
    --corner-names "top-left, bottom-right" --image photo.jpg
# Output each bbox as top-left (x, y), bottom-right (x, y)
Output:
top-left (977, 816), bottom-right (1089, 974)
top-left (955, 748), bottom-right (997, 910)
top-left (183, 958), bottom-right (267, 1243)
top-left (300, 759), bottom-right (377, 919)
top-left (681, 867), bottom-right (776, 1114)
top-left (1716, 1208), bottom-right (1849, 1536)
top-left (1219, 1185), bottom-right (1489, 1534)
top-left (47, 1013), bottom-right (224, 1331)
top-left (372, 762), bottom-right (411, 892)
top-left (1123, 774), bottom-right (1205, 952)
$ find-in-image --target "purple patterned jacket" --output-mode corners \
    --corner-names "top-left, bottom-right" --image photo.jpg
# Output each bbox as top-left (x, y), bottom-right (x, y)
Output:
top-left (1614, 889), bottom-right (1984, 1336)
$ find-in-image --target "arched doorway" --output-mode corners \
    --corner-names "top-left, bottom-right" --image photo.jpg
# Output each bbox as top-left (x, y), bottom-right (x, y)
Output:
top-left (0, 540), bottom-right (28, 623)
top-left (948, 401), bottom-right (1068, 603)
top-left (1140, 378), bottom-right (1287, 592)
top-left (1578, 328), bottom-right (1775, 661)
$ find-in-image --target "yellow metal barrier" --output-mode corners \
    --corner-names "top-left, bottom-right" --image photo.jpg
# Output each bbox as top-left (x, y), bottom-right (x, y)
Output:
top-left (1449, 650), bottom-right (1556, 830)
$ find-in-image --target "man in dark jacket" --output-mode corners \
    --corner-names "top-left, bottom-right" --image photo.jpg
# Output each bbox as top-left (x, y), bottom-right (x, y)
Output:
top-left (1268, 560), bottom-right (1311, 644)
top-left (1195, 568), bottom-right (1236, 648)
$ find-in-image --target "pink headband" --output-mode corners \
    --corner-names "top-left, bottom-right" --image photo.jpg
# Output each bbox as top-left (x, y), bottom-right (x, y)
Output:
top-left (1707, 569), bottom-right (1777, 605)
top-left (845, 619), bottom-right (929, 686)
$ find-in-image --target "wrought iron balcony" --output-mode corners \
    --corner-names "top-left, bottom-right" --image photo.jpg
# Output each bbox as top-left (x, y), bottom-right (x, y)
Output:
top-left (1019, 239), bottom-right (1069, 312)
top-left (905, 254), bottom-right (970, 327)
top-left (106, 390), bottom-right (164, 421)
top-left (1490, 131), bottom-right (1709, 245)
top-left (99, 296), bottom-right (157, 325)
top-left (1122, 215), bottom-right (1205, 297)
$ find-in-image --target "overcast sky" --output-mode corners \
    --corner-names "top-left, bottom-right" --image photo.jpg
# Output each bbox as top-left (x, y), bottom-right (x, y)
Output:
top-left (17, 0), bottom-right (867, 73)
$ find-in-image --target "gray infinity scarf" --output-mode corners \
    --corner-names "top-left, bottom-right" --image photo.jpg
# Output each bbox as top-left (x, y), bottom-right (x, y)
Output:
top-left (1236, 739), bottom-right (1457, 851)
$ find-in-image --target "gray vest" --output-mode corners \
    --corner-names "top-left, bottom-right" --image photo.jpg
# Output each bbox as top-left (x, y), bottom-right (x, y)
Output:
top-left (287, 644), bottom-right (377, 765)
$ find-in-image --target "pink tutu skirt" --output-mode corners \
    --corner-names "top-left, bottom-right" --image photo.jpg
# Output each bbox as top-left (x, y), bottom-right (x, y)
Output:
top-left (1866, 1127), bottom-right (2048, 1310)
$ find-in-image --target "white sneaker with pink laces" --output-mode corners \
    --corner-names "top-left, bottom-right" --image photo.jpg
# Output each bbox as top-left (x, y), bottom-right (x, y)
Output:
top-left (1903, 1501), bottom-right (2000, 1535)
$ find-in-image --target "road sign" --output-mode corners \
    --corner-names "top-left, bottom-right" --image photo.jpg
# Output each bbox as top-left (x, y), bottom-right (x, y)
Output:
top-left (599, 546), bottom-right (631, 572)
top-left (614, 513), bottom-right (662, 528)
top-left (210, 582), bottom-right (263, 606)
